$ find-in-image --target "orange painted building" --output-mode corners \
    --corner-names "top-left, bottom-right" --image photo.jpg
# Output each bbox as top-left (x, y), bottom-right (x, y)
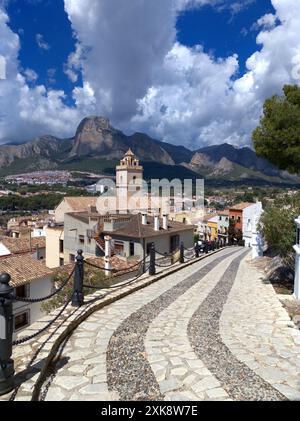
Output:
top-left (229, 203), bottom-right (252, 231)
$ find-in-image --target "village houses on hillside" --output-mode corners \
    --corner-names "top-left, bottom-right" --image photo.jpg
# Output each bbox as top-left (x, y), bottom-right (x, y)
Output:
top-left (0, 149), bottom-right (263, 337)
top-left (45, 150), bottom-right (197, 268)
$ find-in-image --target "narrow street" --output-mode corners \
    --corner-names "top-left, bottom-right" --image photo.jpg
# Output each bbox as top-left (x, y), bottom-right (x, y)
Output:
top-left (40, 248), bottom-right (300, 401)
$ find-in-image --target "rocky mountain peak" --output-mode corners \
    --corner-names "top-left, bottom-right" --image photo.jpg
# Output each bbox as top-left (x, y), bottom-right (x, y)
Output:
top-left (70, 116), bottom-right (119, 157)
top-left (211, 157), bottom-right (234, 176)
top-left (69, 116), bottom-right (175, 165)
top-left (75, 116), bottom-right (113, 136)
top-left (190, 152), bottom-right (214, 168)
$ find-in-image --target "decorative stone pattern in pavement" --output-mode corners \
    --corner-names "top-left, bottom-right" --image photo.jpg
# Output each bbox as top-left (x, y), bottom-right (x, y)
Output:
top-left (145, 251), bottom-right (242, 401)
top-left (14, 246), bottom-right (298, 402)
top-left (188, 251), bottom-right (286, 401)
top-left (1, 246), bottom-right (216, 401)
top-left (106, 249), bottom-right (240, 401)
top-left (220, 257), bottom-right (300, 401)
top-left (42, 248), bottom-right (237, 401)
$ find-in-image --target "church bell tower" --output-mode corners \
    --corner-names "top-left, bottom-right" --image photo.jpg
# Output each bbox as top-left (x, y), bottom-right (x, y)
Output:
top-left (116, 149), bottom-right (144, 213)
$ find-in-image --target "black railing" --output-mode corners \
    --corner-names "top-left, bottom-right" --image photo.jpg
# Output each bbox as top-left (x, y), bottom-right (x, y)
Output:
top-left (0, 239), bottom-right (226, 396)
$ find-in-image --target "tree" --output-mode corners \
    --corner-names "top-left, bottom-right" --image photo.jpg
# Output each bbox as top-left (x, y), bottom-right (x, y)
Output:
top-left (258, 193), bottom-right (300, 270)
top-left (253, 84), bottom-right (300, 174)
top-left (42, 264), bottom-right (109, 313)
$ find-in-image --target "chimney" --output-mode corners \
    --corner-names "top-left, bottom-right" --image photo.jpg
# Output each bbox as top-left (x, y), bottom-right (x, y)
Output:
top-left (104, 235), bottom-right (112, 258)
top-left (142, 213), bottom-right (147, 225)
top-left (154, 214), bottom-right (160, 231)
top-left (163, 214), bottom-right (168, 230)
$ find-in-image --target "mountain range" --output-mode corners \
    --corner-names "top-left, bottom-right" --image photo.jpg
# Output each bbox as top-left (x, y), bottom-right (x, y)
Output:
top-left (0, 116), bottom-right (299, 186)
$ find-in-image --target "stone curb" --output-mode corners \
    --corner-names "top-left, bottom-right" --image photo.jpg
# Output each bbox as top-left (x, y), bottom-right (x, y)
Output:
top-left (7, 247), bottom-right (232, 401)
top-left (32, 248), bottom-right (230, 401)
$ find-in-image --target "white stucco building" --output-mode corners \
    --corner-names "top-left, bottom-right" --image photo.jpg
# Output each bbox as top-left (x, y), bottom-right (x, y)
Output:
top-left (0, 254), bottom-right (54, 337)
top-left (242, 202), bottom-right (263, 247)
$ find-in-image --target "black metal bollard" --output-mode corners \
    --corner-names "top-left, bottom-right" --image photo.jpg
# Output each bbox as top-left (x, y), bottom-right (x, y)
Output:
top-left (195, 244), bottom-right (199, 258)
top-left (72, 250), bottom-right (84, 307)
top-left (0, 273), bottom-right (15, 396)
top-left (149, 243), bottom-right (156, 276)
top-left (180, 242), bottom-right (185, 264)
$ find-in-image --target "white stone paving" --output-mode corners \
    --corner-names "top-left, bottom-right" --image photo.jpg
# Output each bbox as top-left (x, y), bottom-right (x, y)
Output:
top-left (220, 256), bottom-right (300, 401)
top-left (43, 249), bottom-right (235, 401)
top-left (38, 247), bottom-right (300, 402)
top-left (145, 250), bottom-right (245, 401)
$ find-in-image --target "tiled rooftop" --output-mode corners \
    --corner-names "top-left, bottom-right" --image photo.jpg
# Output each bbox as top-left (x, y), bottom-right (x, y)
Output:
top-left (102, 214), bottom-right (196, 239)
top-left (0, 254), bottom-right (54, 287)
top-left (230, 202), bottom-right (253, 211)
top-left (62, 197), bottom-right (98, 211)
top-left (0, 236), bottom-right (46, 254)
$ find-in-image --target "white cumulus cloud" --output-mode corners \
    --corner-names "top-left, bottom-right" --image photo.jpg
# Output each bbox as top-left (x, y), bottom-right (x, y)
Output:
top-left (0, 6), bottom-right (96, 142)
top-left (63, 0), bottom-right (300, 148)
top-left (0, 0), bottom-right (300, 150)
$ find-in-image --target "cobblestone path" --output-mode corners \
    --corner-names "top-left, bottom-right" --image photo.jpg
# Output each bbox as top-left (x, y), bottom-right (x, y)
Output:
top-left (40, 248), bottom-right (300, 401)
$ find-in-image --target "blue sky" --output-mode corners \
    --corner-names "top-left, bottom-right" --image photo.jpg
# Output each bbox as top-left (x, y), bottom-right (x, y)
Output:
top-left (0, 0), bottom-right (299, 148)
top-left (7, 0), bottom-right (274, 102)
top-left (7, 0), bottom-right (78, 103)
top-left (177, 1), bottom-right (275, 76)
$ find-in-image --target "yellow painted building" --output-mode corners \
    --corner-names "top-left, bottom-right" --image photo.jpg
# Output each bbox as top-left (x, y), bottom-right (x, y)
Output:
top-left (207, 215), bottom-right (219, 241)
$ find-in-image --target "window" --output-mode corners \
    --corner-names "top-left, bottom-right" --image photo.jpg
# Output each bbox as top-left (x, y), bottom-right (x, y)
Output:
top-left (14, 311), bottom-right (30, 332)
top-left (170, 235), bottom-right (180, 253)
top-left (247, 219), bottom-right (252, 231)
top-left (15, 285), bottom-right (28, 298)
top-left (79, 235), bottom-right (85, 244)
top-left (114, 241), bottom-right (125, 256)
top-left (237, 216), bottom-right (241, 223)
top-left (59, 258), bottom-right (64, 267)
top-left (297, 228), bottom-right (300, 246)
top-left (59, 239), bottom-right (64, 253)
top-left (69, 254), bottom-right (75, 263)
top-left (130, 242), bottom-right (135, 257)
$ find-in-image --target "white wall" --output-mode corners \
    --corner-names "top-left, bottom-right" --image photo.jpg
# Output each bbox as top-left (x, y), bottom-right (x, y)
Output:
top-left (0, 242), bottom-right (11, 257)
top-left (13, 275), bottom-right (53, 338)
top-left (45, 226), bottom-right (64, 268)
top-left (243, 202), bottom-right (263, 247)
top-left (33, 228), bottom-right (46, 237)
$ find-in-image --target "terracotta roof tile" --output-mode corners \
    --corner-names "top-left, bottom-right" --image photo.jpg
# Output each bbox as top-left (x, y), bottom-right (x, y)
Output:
top-left (0, 236), bottom-right (46, 254)
top-left (230, 202), bottom-right (253, 211)
top-left (64, 197), bottom-right (98, 211)
top-left (102, 214), bottom-right (196, 239)
top-left (0, 254), bottom-right (54, 287)
top-left (219, 209), bottom-right (230, 216)
top-left (201, 214), bottom-right (218, 223)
